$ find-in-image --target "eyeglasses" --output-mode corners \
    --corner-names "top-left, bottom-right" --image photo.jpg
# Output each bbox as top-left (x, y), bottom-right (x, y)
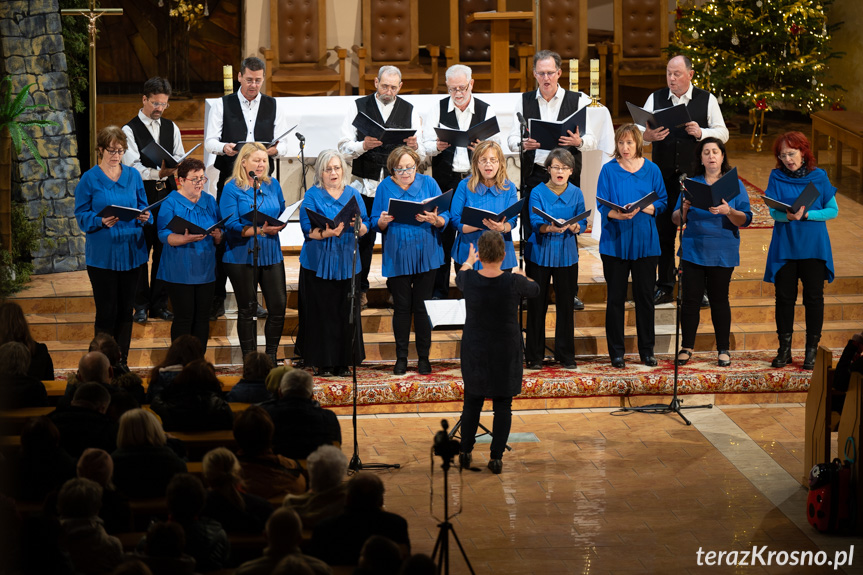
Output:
top-left (324, 166), bottom-right (342, 173)
top-left (478, 158), bottom-right (499, 166)
top-left (242, 77), bottom-right (264, 86)
top-left (549, 164), bottom-right (572, 172)
top-left (104, 148), bottom-right (126, 156)
top-left (535, 70), bottom-right (559, 78)
top-left (185, 177), bottom-right (208, 186)
top-left (147, 100), bottom-right (169, 109)
top-left (778, 151), bottom-right (799, 159)
top-left (392, 166), bottom-right (416, 175)
top-left (448, 85), bottom-right (470, 94)
top-left (378, 83), bottom-right (400, 92)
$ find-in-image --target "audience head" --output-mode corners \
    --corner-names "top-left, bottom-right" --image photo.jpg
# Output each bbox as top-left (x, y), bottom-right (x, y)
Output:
top-left (77, 351), bottom-right (112, 385)
top-left (266, 365), bottom-right (292, 396)
top-left (772, 130), bottom-right (816, 173)
top-left (145, 521), bottom-right (186, 558)
top-left (358, 535), bottom-right (403, 575)
top-left (314, 149), bottom-right (350, 190)
top-left (233, 405), bottom-right (275, 457)
top-left (202, 447), bottom-right (245, 509)
top-left (174, 359), bottom-right (221, 393)
top-left (273, 555), bottom-right (315, 575)
top-left (693, 137), bottom-right (731, 177)
top-left (89, 333), bottom-right (122, 367)
top-left (243, 351), bottom-right (273, 381)
top-left (150, 334), bottom-right (205, 384)
top-left (279, 369), bottom-right (314, 399)
top-left (96, 125), bottom-right (127, 163)
top-left (375, 65), bottom-right (402, 105)
top-left (264, 507), bottom-right (303, 555)
top-left (0, 341), bottom-right (31, 377)
top-left (612, 123), bottom-right (644, 160)
top-left (57, 477), bottom-right (102, 519)
top-left (306, 444), bottom-right (348, 492)
top-left (0, 301), bottom-right (36, 351)
top-left (477, 230), bottom-right (506, 265)
top-left (77, 448), bottom-right (114, 489)
top-left (166, 474), bottom-right (206, 522)
top-left (20, 415), bottom-right (61, 453)
top-left (238, 56), bottom-right (266, 100)
top-left (346, 472), bottom-right (385, 512)
top-left (106, 391), bottom-right (140, 422)
top-left (72, 382), bottom-right (112, 414)
top-left (666, 54), bottom-right (694, 98)
top-left (117, 408), bottom-right (167, 448)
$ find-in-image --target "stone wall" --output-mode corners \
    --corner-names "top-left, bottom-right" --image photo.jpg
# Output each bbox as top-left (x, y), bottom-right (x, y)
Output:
top-left (0, 0), bottom-right (84, 273)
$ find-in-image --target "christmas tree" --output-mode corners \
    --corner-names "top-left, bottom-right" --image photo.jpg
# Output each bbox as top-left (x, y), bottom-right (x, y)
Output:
top-left (667, 0), bottom-right (844, 114)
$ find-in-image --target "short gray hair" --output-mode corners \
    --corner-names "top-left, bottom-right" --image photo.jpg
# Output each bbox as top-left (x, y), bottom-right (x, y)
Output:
top-left (57, 477), bottom-right (103, 519)
top-left (445, 64), bottom-right (472, 83)
top-left (306, 445), bottom-right (348, 491)
top-left (534, 50), bottom-right (561, 70)
top-left (279, 368), bottom-right (314, 398)
top-left (377, 65), bottom-right (402, 82)
top-left (0, 341), bottom-right (30, 376)
top-left (314, 150), bottom-right (350, 189)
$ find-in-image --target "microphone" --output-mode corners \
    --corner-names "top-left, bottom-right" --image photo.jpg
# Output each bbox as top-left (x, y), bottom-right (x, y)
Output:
top-left (516, 112), bottom-right (528, 132)
top-left (248, 170), bottom-right (259, 181)
top-left (295, 132), bottom-right (305, 142)
top-left (678, 173), bottom-right (688, 192)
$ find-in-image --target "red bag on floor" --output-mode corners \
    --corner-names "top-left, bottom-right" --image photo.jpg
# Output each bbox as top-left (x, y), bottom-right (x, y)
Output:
top-left (807, 457), bottom-right (853, 533)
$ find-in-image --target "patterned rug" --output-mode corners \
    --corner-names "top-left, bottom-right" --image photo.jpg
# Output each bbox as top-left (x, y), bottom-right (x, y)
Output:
top-left (740, 177), bottom-right (773, 229)
top-left (292, 352), bottom-right (812, 408)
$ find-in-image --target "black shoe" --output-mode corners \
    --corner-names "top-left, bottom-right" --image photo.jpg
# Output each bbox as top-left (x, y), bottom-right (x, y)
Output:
top-left (610, 357), bottom-right (625, 369)
top-left (209, 301), bottom-right (225, 321)
top-left (150, 308), bottom-right (174, 321)
top-left (717, 350), bottom-right (731, 367)
top-left (133, 308), bottom-right (148, 324)
top-left (676, 349), bottom-right (692, 366)
top-left (561, 360), bottom-right (577, 369)
top-left (771, 333), bottom-right (793, 368)
top-left (641, 354), bottom-right (658, 367)
top-left (803, 334), bottom-right (821, 370)
top-left (526, 361), bottom-right (543, 370)
top-left (459, 452), bottom-right (472, 469)
top-left (333, 366), bottom-right (351, 377)
top-left (418, 358), bottom-right (432, 375)
top-left (573, 295), bottom-right (585, 311)
top-left (254, 304), bottom-right (268, 318)
top-left (314, 366), bottom-right (333, 377)
top-left (653, 288), bottom-right (674, 305)
top-left (487, 459), bottom-right (503, 474)
top-left (393, 358), bottom-right (408, 375)
top-left (701, 293), bottom-right (710, 308)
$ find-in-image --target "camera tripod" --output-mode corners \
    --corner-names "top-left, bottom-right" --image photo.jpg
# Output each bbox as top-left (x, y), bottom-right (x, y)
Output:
top-left (432, 420), bottom-right (475, 574)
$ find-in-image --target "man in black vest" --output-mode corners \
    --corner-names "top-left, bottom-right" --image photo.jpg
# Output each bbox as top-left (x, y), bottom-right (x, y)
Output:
top-left (507, 50), bottom-right (596, 310)
top-left (337, 65), bottom-right (422, 308)
top-left (122, 77), bottom-right (185, 323)
top-left (422, 64), bottom-right (495, 299)
top-left (643, 55), bottom-right (729, 306)
top-left (204, 56), bottom-right (294, 319)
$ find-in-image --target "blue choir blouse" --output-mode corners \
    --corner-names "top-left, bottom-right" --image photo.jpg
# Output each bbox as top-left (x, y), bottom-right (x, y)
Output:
top-left (450, 178), bottom-right (519, 270)
top-left (371, 174), bottom-right (448, 278)
top-left (156, 190), bottom-right (221, 284)
top-left (74, 164), bottom-right (149, 271)
top-left (763, 167), bottom-right (836, 284)
top-left (299, 184), bottom-right (370, 280)
top-left (674, 175), bottom-right (752, 268)
top-left (596, 158), bottom-right (667, 260)
top-left (220, 178), bottom-right (285, 266)
top-left (526, 182), bottom-right (587, 268)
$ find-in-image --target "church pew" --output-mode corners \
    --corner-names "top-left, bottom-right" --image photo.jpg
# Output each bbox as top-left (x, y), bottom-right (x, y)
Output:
top-left (42, 375), bottom-right (243, 397)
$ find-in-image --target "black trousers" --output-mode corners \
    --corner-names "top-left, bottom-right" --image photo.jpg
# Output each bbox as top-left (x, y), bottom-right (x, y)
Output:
top-left (774, 259), bottom-right (826, 336)
top-left (655, 173), bottom-right (683, 291)
top-left (359, 194), bottom-right (376, 293)
top-left (459, 393), bottom-right (513, 460)
top-left (87, 266), bottom-right (141, 359)
top-left (525, 261), bottom-right (578, 365)
top-left (387, 270), bottom-right (436, 359)
top-left (134, 184), bottom-right (170, 312)
top-left (213, 169), bottom-right (231, 304)
top-left (680, 260), bottom-right (733, 351)
top-left (297, 266), bottom-right (365, 368)
top-left (601, 254), bottom-right (657, 358)
top-left (432, 171), bottom-right (468, 299)
top-left (224, 261), bottom-right (287, 357)
top-left (165, 281), bottom-right (215, 351)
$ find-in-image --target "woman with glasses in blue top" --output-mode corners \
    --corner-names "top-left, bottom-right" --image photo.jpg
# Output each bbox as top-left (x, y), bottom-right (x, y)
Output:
top-left (449, 140), bottom-right (519, 276)
top-left (372, 146), bottom-right (449, 375)
top-left (75, 126), bottom-right (152, 364)
top-left (297, 150), bottom-right (369, 377)
top-left (156, 158), bottom-right (223, 351)
top-left (220, 143), bottom-right (287, 365)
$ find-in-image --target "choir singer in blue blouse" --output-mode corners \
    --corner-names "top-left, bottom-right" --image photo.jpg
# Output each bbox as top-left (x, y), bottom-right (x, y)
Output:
top-left (671, 138), bottom-right (751, 367)
top-left (156, 158), bottom-right (222, 352)
top-left (764, 131), bottom-right (837, 370)
top-left (74, 126), bottom-right (151, 364)
top-left (220, 143), bottom-right (287, 365)
top-left (524, 148), bottom-right (588, 370)
top-left (596, 123), bottom-right (667, 368)
top-left (297, 150), bottom-right (369, 377)
top-left (450, 140), bottom-right (519, 273)
top-left (372, 146), bottom-right (449, 375)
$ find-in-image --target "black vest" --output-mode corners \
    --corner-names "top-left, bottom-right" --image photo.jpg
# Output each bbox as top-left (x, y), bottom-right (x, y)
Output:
top-left (124, 115), bottom-right (178, 198)
top-left (649, 86), bottom-right (710, 176)
top-left (351, 95), bottom-right (413, 181)
top-left (431, 96), bottom-right (490, 186)
top-left (523, 89), bottom-right (582, 184)
top-left (213, 93), bottom-right (277, 176)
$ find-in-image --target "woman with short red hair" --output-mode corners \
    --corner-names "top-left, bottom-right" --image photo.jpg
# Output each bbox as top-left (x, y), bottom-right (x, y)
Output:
top-left (764, 131), bottom-right (837, 370)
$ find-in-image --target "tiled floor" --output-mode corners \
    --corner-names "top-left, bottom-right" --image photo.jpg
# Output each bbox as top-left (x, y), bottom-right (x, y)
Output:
top-left (350, 405), bottom-right (860, 574)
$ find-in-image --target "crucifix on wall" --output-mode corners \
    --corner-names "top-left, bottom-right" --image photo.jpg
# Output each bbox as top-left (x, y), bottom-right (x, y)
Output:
top-left (61, 0), bottom-right (123, 167)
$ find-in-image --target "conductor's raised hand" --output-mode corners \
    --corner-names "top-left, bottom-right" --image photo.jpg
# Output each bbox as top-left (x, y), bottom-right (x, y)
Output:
top-left (465, 242), bottom-right (478, 266)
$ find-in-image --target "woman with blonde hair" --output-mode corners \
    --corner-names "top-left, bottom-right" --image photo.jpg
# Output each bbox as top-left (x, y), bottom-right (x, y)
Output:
top-left (111, 408), bottom-right (187, 498)
top-left (219, 142), bottom-right (287, 364)
top-left (202, 447), bottom-right (274, 533)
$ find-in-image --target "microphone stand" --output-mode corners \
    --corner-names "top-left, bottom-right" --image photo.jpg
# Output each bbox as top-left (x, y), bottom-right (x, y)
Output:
top-left (616, 177), bottom-right (712, 425)
top-left (297, 133), bottom-right (308, 199)
top-left (249, 172), bottom-right (262, 349)
top-left (517, 117), bottom-right (529, 343)
top-left (348, 216), bottom-right (400, 472)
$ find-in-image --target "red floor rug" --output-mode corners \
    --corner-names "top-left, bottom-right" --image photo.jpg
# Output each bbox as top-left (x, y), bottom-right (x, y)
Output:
top-left (288, 351), bottom-right (811, 408)
top-left (741, 177), bottom-right (773, 229)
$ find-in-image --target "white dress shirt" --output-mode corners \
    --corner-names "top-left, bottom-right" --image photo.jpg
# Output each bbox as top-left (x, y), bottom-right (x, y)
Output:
top-left (122, 110), bottom-right (186, 181)
top-left (507, 86), bottom-right (597, 166)
top-left (421, 95), bottom-right (488, 174)
top-left (642, 83), bottom-right (729, 143)
top-left (204, 90), bottom-right (294, 159)
top-left (337, 95), bottom-right (423, 196)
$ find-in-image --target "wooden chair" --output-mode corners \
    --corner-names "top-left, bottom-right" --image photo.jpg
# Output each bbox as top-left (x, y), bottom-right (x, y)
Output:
top-left (261, 0), bottom-right (347, 96)
top-left (444, 0), bottom-right (534, 93)
top-left (353, 0), bottom-right (440, 95)
top-left (609, 0), bottom-right (669, 115)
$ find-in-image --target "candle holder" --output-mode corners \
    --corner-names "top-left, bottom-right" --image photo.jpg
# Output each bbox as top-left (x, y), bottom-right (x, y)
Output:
top-left (589, 96), bottom-right (604, 108)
